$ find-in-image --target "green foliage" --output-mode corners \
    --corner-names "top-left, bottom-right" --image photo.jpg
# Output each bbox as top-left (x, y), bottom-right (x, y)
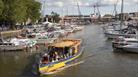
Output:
top-left (25, 0), bottom-right (41, 22)
top-left (51, 11), bottom-right (61, 23)
top-left (0, 0), bottom-right (4, 15)
top-left (44, 11), bottom-right (61, 23)
top-left (0, 0), bottom-right (41, 27)
top-left (12, 0), bottom-right (27, 23)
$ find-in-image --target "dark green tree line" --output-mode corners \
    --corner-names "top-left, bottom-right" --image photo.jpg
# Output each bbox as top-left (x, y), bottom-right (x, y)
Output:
top-left (0, 0), bottom-right (41, 29)
top-left (0, 0), bottom-right (4, 15)
top-left (43, 11), bottom-right (61, 23)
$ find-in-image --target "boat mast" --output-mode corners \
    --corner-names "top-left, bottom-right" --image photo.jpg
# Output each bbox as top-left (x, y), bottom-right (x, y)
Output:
top-left (76, 0), bottom-right (82, 18)
top-left (120, 0), bottom-right (124, 33)
top-left (137, 2), bottom-right (138, 11)
top-left (113, 0), bottom-right (118, 21)
top-left (41, 0), bottom-right (46, 17)
top-left (136, 2), bottom-right (138, 39)
top-left (136, 24), bottom-right (138, 39)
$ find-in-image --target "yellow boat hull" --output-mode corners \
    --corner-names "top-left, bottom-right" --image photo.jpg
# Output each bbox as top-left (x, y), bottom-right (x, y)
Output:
top-left (39, 39), bottom-right (83, 74)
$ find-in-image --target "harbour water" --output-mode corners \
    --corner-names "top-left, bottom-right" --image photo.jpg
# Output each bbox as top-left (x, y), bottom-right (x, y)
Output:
top-left (0, 24), bottom-right (138, 77)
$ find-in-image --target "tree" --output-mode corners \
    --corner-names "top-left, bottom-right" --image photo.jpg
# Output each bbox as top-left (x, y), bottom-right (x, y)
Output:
top-left (0, 0), bottom-right (41, 29)
top-left (51, 11), bottom-right (61, 23)
top-left (25, 0), bottom-right (41, 23)
top-left (42, 12), bottom-right (61, 23)
top-left (0, 0), bottom-right (4, 15)
top-left (0, 0), bottom-right (14, 27)
top-left (12, 0), bottom-right (27, 23)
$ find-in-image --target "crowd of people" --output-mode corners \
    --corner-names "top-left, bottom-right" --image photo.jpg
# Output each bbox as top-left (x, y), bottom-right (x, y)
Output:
top-left (42, 47), bottom-right (75, 64)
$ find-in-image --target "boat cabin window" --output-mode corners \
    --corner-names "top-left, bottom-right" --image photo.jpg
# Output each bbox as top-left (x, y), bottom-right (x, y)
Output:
top-left (44, 46), bottom-right (76, 63)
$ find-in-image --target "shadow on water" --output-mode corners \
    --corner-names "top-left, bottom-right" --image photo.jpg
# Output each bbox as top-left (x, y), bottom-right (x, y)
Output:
top-left (0, 51), bottom-right (42, 77)
top-left (21, 53), bottom-right (40, 77)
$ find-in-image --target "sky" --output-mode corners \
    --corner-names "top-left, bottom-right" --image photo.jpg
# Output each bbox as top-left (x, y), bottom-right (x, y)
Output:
top-left (39, 0), bottom-right (138, 16)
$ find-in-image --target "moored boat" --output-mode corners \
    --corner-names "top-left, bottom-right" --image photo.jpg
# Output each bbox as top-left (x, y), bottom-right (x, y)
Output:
top-left (39, 38), bottom-right (83, 75)
top-left (27, 32), bottom-right (59, 45)
top-left (103, 26), bottom-right (137, 39)
top-left (0, 38), bottom-right (37, 51)
top-left (121, 43), bottom-right (138, 52)
top-left (112, 36), bottom-right (138, 52)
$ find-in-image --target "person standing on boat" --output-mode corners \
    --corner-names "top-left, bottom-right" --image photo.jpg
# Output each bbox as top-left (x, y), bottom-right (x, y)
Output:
top-left (64, 47), bottom-right (69, 58)
top-left (49, 50), bottom-right (54, 62)
top-left (55, 51), bottom-right (60, 61)
top-left (42, 53), bottom-right (49, 64)
top-left (52, 51), bottom-right (56, 62)
top-left (60, 48), bottom-right (64, 59)
top-left (69, 47), bottom-right (72, 56)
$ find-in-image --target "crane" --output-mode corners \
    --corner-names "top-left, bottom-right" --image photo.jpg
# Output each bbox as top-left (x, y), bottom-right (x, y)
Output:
top-left (84, 0), bottom-right (110, 20)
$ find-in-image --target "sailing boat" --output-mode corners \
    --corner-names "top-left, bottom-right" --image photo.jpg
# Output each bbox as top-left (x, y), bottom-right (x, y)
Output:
top-left (112, 26), bottom-right (138, 53)
top-left (111, 0), bottom-right (138, 53)
top-left (103, 0), bottom-right (136, 39)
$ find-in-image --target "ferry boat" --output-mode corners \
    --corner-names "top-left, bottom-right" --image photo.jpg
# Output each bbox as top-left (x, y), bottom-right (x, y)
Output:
top-left (39, 38), bottom-right (83, 75)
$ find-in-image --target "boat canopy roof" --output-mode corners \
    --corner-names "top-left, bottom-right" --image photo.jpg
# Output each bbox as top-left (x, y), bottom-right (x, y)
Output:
top-left (50, 41), bottom-right (74, 47)
top-left (50, 39), bottom-right (81, 48)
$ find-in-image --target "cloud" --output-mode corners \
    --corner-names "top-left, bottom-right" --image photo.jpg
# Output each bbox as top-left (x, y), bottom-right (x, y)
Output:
top-left (55, 2), bottom-right (64, 7)
top-left (41, 0), bottom-right (91, 7)
top-left (43, 1), bottom-right (64, 7)
top-left (102, 0), bottom-right (138, 5)
top-left (41, 0), bottom-right (138, 7)
top-left (134, 0), bottom-right (138, 3)
top-left (103, 0), bottom-right (118, 4)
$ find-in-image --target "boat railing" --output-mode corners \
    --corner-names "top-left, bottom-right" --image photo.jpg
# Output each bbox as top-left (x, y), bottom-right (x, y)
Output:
top-left (122, 34), bottom-right (137, 38)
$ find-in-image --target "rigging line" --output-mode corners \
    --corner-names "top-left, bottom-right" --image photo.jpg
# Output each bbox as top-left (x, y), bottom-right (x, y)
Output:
top-left (120, 0), bottom-right (124, 33)
top-left (112, 0), bottom-right (119, 16)
top-left (75, 0), bottom-right (82, 17)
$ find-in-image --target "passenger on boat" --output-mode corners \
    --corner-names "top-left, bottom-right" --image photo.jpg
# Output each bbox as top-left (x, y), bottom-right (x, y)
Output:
top-left (55, 51), bottom-right (60, 61)
top-left (60, 48), bottom-right (64, 58)
top-left (49, 51), bottom-right (54, 62)
top-left (69, 47), bottom-right (73, 56)
top-left (47, 47), bottom-right (57, 62)
top-left (42, 54), bottom-right (49, 64)
top-left (47, 47), bottom-right (75, 62)
top-left (52, 52), bottom-right (56, 62)
top-left (64, 47), bottom-right (69, 58)
top-left (56, 48), bottom-right (62, 60)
